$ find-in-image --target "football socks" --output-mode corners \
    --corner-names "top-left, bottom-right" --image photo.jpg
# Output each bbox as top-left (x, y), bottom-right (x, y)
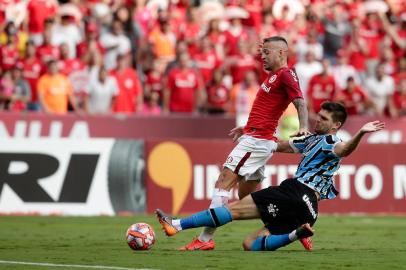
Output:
top-left (250, 234), bottom-right (291, 251)
top-left (180, 206), bottom-right (233, 230)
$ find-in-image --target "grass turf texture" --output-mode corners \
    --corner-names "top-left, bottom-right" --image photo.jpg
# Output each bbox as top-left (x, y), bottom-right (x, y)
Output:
top-left (0, 215), bottom-right (406, 270)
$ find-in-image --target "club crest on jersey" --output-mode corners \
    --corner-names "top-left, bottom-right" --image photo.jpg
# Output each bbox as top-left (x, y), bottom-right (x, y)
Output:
top-left (268, 74), bottom-right (277, 84)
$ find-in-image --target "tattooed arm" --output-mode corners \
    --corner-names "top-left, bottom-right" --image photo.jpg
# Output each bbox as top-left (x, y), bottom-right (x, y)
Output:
top-left (291, 97), bottom-right (310, 137)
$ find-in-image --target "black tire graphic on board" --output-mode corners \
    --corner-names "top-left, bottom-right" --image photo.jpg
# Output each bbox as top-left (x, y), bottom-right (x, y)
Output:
top-left (108, 140), bottom-right (145, 214)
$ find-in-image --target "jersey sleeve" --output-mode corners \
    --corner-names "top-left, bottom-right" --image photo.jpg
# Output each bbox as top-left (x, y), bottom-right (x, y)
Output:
top-left (289, 134), bottom-right (316, 153)
top-left (326, 135), bottom-right (342, 157)
top-left (281, 69), bottom-right (303, 102)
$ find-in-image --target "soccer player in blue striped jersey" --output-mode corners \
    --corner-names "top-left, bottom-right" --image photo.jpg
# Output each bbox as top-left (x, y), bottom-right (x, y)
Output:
top-left (156, 102), bottom-right (385, 251)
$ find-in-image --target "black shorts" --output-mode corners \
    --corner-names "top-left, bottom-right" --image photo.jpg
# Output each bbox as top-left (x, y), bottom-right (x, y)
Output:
top-left (251, 178), bottom-right (318, 235)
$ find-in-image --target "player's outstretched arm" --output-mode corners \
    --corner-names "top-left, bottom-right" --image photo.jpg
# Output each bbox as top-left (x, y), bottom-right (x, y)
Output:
top-left (291, 98), bottom-right (311, 137)
top-left (275, 140), bottom-right (295, 153)
top-left (334, 121), bottom-right (385, 157)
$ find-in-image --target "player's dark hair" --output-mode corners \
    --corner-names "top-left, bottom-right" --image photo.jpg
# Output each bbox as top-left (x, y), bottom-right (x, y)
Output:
top-left (321, 102), bottom-right (348, 128)
top-left (263, 36), bottom-right (288, 47)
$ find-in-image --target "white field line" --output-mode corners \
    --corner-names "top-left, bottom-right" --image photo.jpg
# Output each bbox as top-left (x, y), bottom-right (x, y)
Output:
top-left (0, 260), bottom-right (159, 270)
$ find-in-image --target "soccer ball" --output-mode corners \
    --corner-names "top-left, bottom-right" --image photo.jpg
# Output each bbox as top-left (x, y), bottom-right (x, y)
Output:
top-left (126, 223), bottom-right (156, 250)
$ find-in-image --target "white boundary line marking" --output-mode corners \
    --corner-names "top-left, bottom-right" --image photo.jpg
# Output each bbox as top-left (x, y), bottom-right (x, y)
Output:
top-left (0, 260), bottom-right (159, 270)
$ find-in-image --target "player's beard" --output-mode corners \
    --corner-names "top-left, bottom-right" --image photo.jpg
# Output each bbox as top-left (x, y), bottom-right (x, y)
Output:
top-left (263, 62), bottom-right (271, 71)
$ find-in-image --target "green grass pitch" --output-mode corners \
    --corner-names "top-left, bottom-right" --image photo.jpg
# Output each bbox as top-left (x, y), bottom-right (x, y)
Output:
top-left (1, 215), bottom-right (406, 270)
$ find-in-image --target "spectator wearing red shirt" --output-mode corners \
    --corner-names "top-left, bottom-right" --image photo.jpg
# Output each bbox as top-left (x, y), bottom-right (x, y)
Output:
top-left (307, 59), bottom-right (337, 119)
top-left (27, 0), bottom-right (58, 45)
top-left (259, 11), bottom-right (277, 40)
top-left (76, 21), bottom-right (105, 62)
top-left (242, 0), bottom-right (262, 34)
top-left (345, 18), bottom-right (369, 79)
top-left (273, 5), bottom-right (294, 33)
top-left (58, 43), bottom-right (85, 76)
top-left (194, 37), bottom-right (221, 86)
top-left (110, 54), bottom-right (143, 114)
top-left (18, 41), bottom-right (44, 111)
top-left (360, 12), bottom-right (386, 76)
top-left (206, 68), bottom-right (230, 114)
top-left (335, 76), bottom-right (376, 115)
top-left (36, 29), bottom-right (60, 64)
top-left (388, 78), bottom-right (406, 117)
top-left (224, 41), bottom-right (257, 85)
top-left (163, 51), bottom-right (204, 113)
top-left (379, 12), bottom-right (406, 59)
top-left (223, 8), bottom-right (250, 56)
top-left (205, 19), bottom-right (226, 60)
top-left (0, 32), bottom-right (19, 71)
top-left (178, 6), bottom-right (200, 56)
top-left (144, 60), bottom-right (164, 104)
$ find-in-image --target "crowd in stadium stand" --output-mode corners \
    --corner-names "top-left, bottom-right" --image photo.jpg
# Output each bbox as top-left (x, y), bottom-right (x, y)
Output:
top-left (0, 0), bottom-right (405, 119)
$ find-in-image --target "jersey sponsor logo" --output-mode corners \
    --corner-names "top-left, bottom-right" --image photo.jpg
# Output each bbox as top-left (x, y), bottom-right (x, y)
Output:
top-left (267, 203), bottom-right (279, 217)
top-left (302, 194), bottom-right (317, 219)
top-left (226, 156), bottom-right (233, 164)
top-left (261, 82), bottom-right (271, 93)
top-left (175, 78), bottom-right (196, 88)
top-left (125, 79), bottom-right (134, 88)
top-left (290, 70), bottom-right (298, 82)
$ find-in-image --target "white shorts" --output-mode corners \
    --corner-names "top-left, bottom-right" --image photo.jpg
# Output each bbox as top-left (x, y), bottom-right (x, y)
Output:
top-left (223, 134), bottom-right (277, 181)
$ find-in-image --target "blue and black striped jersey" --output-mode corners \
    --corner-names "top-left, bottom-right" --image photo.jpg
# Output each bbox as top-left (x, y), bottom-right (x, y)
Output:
top-left (289, 134), bottom-right (342, 200)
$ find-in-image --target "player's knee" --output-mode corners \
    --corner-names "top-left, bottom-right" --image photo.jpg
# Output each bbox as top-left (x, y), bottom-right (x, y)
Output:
top-left (214, 168), bottom-right (238, 190)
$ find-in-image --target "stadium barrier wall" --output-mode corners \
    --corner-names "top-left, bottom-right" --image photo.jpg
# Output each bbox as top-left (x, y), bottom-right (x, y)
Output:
top-left (0, 113), bottom-right (405, 215)
top-left (0, 139), bottom-right (145, 216)
top-left (146, 140), bottom-right (406, 215)
top-left (1, 137), bottom-right (405, 216)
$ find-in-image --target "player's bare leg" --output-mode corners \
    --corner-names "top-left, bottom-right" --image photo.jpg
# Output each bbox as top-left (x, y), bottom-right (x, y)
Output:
top-left (238, 180), bottom-right (260, 199)
top-left (179, 168), bottom-right (242, 250)
top-left (198, 169), bottom-right (255, 242)
top-left (227, 194), bottom-right (261, 219)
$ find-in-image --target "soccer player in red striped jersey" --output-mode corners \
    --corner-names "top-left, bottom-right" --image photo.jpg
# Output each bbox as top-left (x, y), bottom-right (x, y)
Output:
top-left (180, 36), bottom-right (311, 251)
